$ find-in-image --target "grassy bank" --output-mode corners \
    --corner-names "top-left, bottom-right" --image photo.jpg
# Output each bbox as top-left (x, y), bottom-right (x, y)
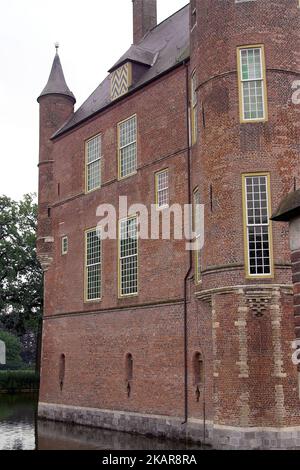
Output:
top-left (0, 370), bottom-right (39, 393)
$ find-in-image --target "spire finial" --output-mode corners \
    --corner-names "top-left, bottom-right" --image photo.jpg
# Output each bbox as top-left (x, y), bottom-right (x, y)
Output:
top-left (38, 43), bottom-right (76, 103)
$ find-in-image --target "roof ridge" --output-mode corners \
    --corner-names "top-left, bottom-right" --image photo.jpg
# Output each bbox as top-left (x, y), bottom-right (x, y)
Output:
top-left (135, 3), bottom-right (189, 46)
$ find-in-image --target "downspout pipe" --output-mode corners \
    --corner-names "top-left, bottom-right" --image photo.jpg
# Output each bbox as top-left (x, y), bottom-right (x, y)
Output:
top-left (182, 60), bottom-right (193, 425)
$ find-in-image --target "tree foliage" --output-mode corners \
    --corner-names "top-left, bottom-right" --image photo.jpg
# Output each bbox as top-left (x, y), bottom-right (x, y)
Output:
top-left (0, 330), bottom-right (22, 366)
top-left (0, 194), bottom-right (43, 341)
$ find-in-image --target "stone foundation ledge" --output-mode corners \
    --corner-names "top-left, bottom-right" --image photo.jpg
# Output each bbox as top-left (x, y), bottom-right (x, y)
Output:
top-left (38, 403), bottom-right (300, 449)
top-left (213, 424), bottom-right (300, 450)
top-left (38, 402), bottom-right (212, 445)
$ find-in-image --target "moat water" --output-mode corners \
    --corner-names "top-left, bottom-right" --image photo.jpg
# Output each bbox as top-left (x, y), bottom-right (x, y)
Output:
top-left (0, 394), bottom-right (203, 450)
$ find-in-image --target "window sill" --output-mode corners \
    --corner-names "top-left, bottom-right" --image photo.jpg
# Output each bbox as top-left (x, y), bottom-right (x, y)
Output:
top-left (118, 293), bottom-right (139, 300)
top-left (84, 298), bottom-right (102, 304)
top-left (118, 171), bottom-right (137, 182)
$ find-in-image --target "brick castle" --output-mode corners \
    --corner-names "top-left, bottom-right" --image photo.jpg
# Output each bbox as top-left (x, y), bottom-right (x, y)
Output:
top-left (37, 0), bottom-right (300, 449)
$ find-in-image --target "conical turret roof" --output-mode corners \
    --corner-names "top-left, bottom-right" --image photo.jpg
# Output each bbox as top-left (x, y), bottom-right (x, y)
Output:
top-left (38, 51), bottom-right (76, 103)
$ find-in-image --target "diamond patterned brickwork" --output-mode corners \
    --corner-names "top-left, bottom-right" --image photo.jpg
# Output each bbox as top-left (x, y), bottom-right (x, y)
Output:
top-left (111, 63), bottom-right (132, 101)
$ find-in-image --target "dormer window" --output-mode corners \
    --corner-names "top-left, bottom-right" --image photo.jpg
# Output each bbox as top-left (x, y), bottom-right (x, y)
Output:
top-left (109, 46), bottom-right (155, 102)
top-left (111, 63), bottom-right (132, 101)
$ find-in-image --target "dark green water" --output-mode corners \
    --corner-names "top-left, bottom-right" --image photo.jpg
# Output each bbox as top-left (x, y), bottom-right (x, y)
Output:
top-left (0, 394), bottom-right (203, 450)
top-left (0, 394), bottom-right (36, 450)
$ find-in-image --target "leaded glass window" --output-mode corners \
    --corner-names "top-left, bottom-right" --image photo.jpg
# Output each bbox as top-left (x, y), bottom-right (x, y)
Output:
top-left (86, 134), bottom-right (101, 192)
top-left (238, 47), bottom-right (267, 121)
top-left (118, 116), bottom-right (137, 179)
top-left (61, 236), bottom-right (68, 255)
top-left (119, 216), bottom-right (138, 296)
top-left (85, 228), bottom-right (101, 300)
top-left (244, 175), bottom-right (272, 276)
top-left (156, 169), bottom-right (169, 208)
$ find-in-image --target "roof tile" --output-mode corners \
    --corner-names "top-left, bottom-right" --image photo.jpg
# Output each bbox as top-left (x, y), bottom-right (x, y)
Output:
top-left (53, 4), bottom-right (189, 138)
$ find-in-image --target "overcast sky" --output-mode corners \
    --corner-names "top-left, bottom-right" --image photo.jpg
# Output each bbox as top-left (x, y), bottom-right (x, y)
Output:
top-left (0, 0), bottom-right (187, 201)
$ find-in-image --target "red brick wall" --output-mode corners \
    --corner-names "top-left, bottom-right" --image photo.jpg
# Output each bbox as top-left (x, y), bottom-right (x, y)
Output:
top-left (37, 95), bottom-right (74, 268)
top-left (292, 250), bottom-right (300, 334)
top-left (40, 299), bottom-right (215, 421)
top-left (42, 68), bottom-right (189, 315)
top-left (39, 65), bottom-right (215, 421)
top-left (190, 0), bottom-right (300, 427)
top-left (191, 0), bottom-right (300, 289)
top-left (38, 0), bottom-right (300, 431)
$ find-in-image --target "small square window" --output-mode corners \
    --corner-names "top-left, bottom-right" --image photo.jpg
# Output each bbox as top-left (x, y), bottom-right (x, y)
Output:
top-left (61, 236), bottom-right (68, 255)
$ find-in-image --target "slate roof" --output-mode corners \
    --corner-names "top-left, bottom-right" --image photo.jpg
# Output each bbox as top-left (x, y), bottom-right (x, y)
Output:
top-left (53, 4), bottom-right (189, 138)
top-left (38, 52), bottom-right (76, 103)
top-left (108, 45), bottom-right (156, 72)
top-left (271, 189), bottom-right (300, 222)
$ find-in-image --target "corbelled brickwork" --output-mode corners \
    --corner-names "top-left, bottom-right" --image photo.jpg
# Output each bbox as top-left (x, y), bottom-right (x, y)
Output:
top-left (37, 0), bottom-right (300, 449)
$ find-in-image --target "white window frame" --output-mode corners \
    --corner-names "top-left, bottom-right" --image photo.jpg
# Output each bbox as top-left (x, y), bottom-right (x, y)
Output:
top-left (85, 134), bottom-right (102, 193)
top-left (237, 45), bottom-right (268, 123)
top-left (61, 236), bottom-right (68, 255)
top-left (118, 115), bottom-right (137, 180)
top-left (155, 169), bottom-right (169, 209)
top-left (243, 174), bottom-right (273, 278)
top-left (85, 227), bottom-right (102, 302)
top-left (118, 215), bottom-right (138, 298)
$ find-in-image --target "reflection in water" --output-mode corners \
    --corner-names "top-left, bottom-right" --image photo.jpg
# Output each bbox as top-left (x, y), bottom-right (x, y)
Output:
top-left (37, 420), bottom-right (201, 450)
top-left (0, 394), bottom-right (36, 450)
top-left (0, 394), bottom-right (203, 450)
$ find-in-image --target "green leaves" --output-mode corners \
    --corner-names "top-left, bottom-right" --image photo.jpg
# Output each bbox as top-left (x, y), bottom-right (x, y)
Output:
top-left (0, 194), bottom-right (43, 338)
top-left (0, 370), bottom-right (39, 391)
top-left (0, 331), bottom-right (22, 367)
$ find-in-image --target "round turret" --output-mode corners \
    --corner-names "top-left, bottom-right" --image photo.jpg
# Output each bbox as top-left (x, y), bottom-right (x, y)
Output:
top-left (37, 49), bottom-right (76, 270)
top-left (190, 0), bottom-right (300, 288)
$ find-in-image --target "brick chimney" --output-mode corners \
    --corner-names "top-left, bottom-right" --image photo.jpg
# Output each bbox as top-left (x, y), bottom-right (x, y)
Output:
top-left (132, 0), bottom-right (157, 44)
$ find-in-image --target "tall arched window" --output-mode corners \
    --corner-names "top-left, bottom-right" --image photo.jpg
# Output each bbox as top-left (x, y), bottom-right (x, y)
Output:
top-left (125, 353), bottom-right (133, 398)
top-left (193, 352), bottom-right (204, 386)
top-left (59, 354), bottom-right (65, 391)
top-left (126, 353), bottom-right (133, 382)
